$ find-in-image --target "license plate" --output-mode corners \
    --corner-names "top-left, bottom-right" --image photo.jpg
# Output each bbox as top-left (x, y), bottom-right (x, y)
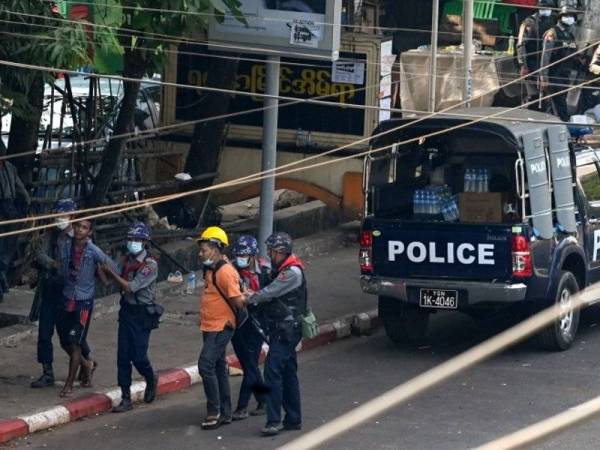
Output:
top-left (419, 289), bottom-right (458, 309)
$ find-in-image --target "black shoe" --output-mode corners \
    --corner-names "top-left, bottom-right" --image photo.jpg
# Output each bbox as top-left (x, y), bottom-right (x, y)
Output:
top-left (232, 408), bottom-right (249, 421)
top-left (250, 402), bottom-right (266, 416)
top-left (112, 398), bottom-right (133, 413)
top-left (144, 373), bottom-right (158, 403)
top-left (221, 415), bottom-right (233, 425)
top-left (283, 422), bottom-right (302, 431)
top-left (261, 422), bottom-right (283, 436)
top-left (31, 373), bottom-right (55, 388)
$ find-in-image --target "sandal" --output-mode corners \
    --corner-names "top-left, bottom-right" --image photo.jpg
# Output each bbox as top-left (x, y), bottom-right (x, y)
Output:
top-left (80, 361), bottom-right (97, 388)
top-left (59, 387), bottom-right (73, 398)
top-left (201, 414), bottom-right (222, 430)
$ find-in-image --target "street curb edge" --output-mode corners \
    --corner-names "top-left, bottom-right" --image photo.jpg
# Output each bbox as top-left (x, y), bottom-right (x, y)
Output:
top-left (0, 309), bottom-right (380, 444)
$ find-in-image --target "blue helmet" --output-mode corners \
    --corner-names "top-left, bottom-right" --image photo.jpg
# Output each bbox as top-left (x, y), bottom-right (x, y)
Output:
top-left (232, 235), bottom-right (259, 256)
top-left (265, 231), bottom-right (293, 254)
top-left (53, 198), bottom-right (77, 214)
top-left (127, 222), bottom-right (150, 240)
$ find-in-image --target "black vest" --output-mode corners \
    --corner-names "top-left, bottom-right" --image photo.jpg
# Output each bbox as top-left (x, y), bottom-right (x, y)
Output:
top-left (523, 15), bottom-right (554, 70)
top-left (546, 25), bottom-right (577, 77)
top-left (263, 264), bottom-right (307, 321)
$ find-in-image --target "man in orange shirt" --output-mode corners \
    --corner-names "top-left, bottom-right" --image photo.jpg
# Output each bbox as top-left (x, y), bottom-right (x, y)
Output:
top-left (196, 227), bottom-right (246, 430)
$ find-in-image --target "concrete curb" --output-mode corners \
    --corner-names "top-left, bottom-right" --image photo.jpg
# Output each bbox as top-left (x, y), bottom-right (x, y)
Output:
top-left (0, 309), bottom-right (380, 444)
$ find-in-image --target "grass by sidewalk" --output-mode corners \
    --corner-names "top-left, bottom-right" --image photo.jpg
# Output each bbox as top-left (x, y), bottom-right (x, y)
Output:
top-left (0, 244), bottom-right (371, 420)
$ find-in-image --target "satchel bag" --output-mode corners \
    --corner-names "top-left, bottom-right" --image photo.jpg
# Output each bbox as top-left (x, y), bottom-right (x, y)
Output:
top-left (301, 309), bottom-right (319, 340)
top-left (210, 261), bottom-right (249, 330)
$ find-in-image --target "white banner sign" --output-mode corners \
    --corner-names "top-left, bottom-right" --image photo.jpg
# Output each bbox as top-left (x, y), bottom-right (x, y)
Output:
top-left (332, 61), bottom-right (365, 85)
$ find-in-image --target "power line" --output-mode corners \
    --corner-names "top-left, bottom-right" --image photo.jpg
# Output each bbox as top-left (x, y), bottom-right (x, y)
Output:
top-left (49, 0), bottom-right (585, 36)
top-left (3, 20), bottom-right (587, 87)
top-left (1, 61), bottom-right (598, 234)
top-left (0, 35), bottom-right (596, 228)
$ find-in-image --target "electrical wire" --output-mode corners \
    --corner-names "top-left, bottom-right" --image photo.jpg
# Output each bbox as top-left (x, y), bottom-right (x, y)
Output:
top-left (0, 67), bottom-right (598, 237)
top-left (0, 35), bottom-right (596, 228)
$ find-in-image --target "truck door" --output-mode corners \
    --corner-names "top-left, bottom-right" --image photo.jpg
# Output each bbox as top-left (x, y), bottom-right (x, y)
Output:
top-left (577, 159), bottom-right (600, 283)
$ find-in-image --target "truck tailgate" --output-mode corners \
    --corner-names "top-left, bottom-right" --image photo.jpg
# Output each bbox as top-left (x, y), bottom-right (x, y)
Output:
top-left (370, 220), bottom-right (513, 281)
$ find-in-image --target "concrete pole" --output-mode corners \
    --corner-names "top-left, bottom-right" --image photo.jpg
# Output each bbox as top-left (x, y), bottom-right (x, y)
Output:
top-left (463, 0), bottom-right (474, 107)
top-left (258, 56), bottom-right (281, 257)
top-left (428, 0), bottom-right (440, 112)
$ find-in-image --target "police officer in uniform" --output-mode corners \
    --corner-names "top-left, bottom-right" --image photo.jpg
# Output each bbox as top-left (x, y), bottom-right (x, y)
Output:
top-left (247, 232), bottom-right (307, 436)
top-left (517, 0), bottom-right (557, 107)
top-left (540, 4), bottom-right (581, 121)
top-left (101, 223), bottom-right (158, 412)
top-left (31, 199), bottom-right (92, 388)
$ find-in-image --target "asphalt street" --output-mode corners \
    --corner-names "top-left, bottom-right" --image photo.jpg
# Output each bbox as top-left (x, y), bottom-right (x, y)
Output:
top-left (9, 307), bottom-right (600, 450)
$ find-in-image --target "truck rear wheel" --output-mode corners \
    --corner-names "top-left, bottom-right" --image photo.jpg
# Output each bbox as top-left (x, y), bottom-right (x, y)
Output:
top-left (537, 271), bottom-right (580, 351)
top-left (378, 296), bottom-right (429, 345)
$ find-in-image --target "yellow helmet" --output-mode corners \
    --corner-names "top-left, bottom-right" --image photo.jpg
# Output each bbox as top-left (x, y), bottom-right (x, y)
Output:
top-left (197, 226), bottom-right (229, 247)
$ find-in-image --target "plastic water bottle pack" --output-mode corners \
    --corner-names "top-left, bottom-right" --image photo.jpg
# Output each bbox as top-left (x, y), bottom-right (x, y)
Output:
top-left (441, 195), bottom-right (460, 222)
top-left (464, 168), bottom-right (490, 193)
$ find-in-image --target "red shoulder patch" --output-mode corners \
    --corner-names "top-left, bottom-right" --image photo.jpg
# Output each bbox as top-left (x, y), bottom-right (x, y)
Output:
top-left (141, 265), bottom-right (153, 277)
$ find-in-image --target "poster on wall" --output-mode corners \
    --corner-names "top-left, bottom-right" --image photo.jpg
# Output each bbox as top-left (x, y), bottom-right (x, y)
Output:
top-left (208, 0), bottom-right (341, 60)
top-left (332, 61), bottom-right (365, 85)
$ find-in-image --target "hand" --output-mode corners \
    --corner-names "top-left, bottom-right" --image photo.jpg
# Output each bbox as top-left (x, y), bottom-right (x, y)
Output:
top-left (52, 260), bottom-right (60, 271)
top-left (591, 65), bottom-right (600, 76)
top-left (519, 66), bottom-right (529, 77)
top-left (101, 264), bottom-right (116, 277)
top-left (539, 80), bottom-right (549, 93)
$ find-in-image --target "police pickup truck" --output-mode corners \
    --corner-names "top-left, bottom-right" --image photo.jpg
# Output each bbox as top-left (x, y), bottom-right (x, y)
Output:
top-left (359, 108), bottom-right (600, 351)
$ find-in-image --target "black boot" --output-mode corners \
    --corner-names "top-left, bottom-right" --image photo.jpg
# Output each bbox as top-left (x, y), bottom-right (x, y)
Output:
top-left (31, 364), bottom-right (55, 388)
top-left (144, 373), bottom-right (158, 404)
top-left (113, 387), bottom-right (133, 413)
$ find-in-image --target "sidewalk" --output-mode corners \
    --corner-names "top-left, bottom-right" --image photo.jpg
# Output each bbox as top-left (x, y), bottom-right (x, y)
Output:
top-left (0, 235), bottom-right (374, 424)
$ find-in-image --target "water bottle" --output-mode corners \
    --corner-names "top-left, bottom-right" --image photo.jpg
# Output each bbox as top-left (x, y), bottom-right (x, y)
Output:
top-left (187, 272), bottom-right (196, 295)
top-left (464, 169), bottom-right (472, 192)
top-left (483, 169), bottom-right (489, 192)
top-left (413, 190), bottom-right (420, 215)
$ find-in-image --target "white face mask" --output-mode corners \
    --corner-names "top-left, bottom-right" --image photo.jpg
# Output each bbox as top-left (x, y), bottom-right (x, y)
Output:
top-left (55, 217), bottom-right (70, 231)
top-left (539, 9), bottom-right (552, 17)
top-left (236, 257), bottom-right (250, 269)
top-left (127, 241), bottom-right (143, 255)
top-left (561, 16), bottom-right (576, 26)
top-left (202, 259), bottom-right (214, 267)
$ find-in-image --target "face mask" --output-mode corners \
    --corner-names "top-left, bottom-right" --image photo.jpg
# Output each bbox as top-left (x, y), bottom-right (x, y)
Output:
top-left (127, 241), bottom-right (143, 254)
top-left (202, 259), bottom-right (214, 267)
top-left (55, 217), bottom-right (70, 231)
top-left (561, 16), bottom-right (576, 26)
top-left (236, 257), bottom-right (250, 269)
top-left (539, 9), bottom-right (552, 17)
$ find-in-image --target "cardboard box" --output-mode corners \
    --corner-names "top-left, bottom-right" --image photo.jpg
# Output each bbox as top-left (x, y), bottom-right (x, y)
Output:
top-left (459, 192), bottom-right (507, 224)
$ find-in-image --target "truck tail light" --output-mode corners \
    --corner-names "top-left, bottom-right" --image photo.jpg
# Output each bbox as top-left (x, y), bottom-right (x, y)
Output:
top-left (359, 230), bottom-right (373, 274)
top-left (512, 235), bottom-right (532, 278)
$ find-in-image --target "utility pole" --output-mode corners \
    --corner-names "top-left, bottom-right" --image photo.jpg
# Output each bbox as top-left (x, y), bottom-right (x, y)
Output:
top-left (463, 0), bottom-right (474, 107)
top-left (258, 56), bottom-right (281, 257)
top-left (429, 0), bottom-right (440, 112)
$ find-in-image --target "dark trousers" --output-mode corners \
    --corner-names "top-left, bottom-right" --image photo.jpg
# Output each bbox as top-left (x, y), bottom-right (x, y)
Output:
top-left (0, 201), bottom-right (19, 295)
top-left (264, 330), bottom-right (302, 426)
top-left (198, 328), bottom-right (233, 417)
top-left (549, 82), bottom-right (570, 122)
top-left (117, 306), bottom-right (154, 388)
top-left (231, 321), bottom-right (265, 410)
top-left (38, 289), bottom-right (91, 364)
